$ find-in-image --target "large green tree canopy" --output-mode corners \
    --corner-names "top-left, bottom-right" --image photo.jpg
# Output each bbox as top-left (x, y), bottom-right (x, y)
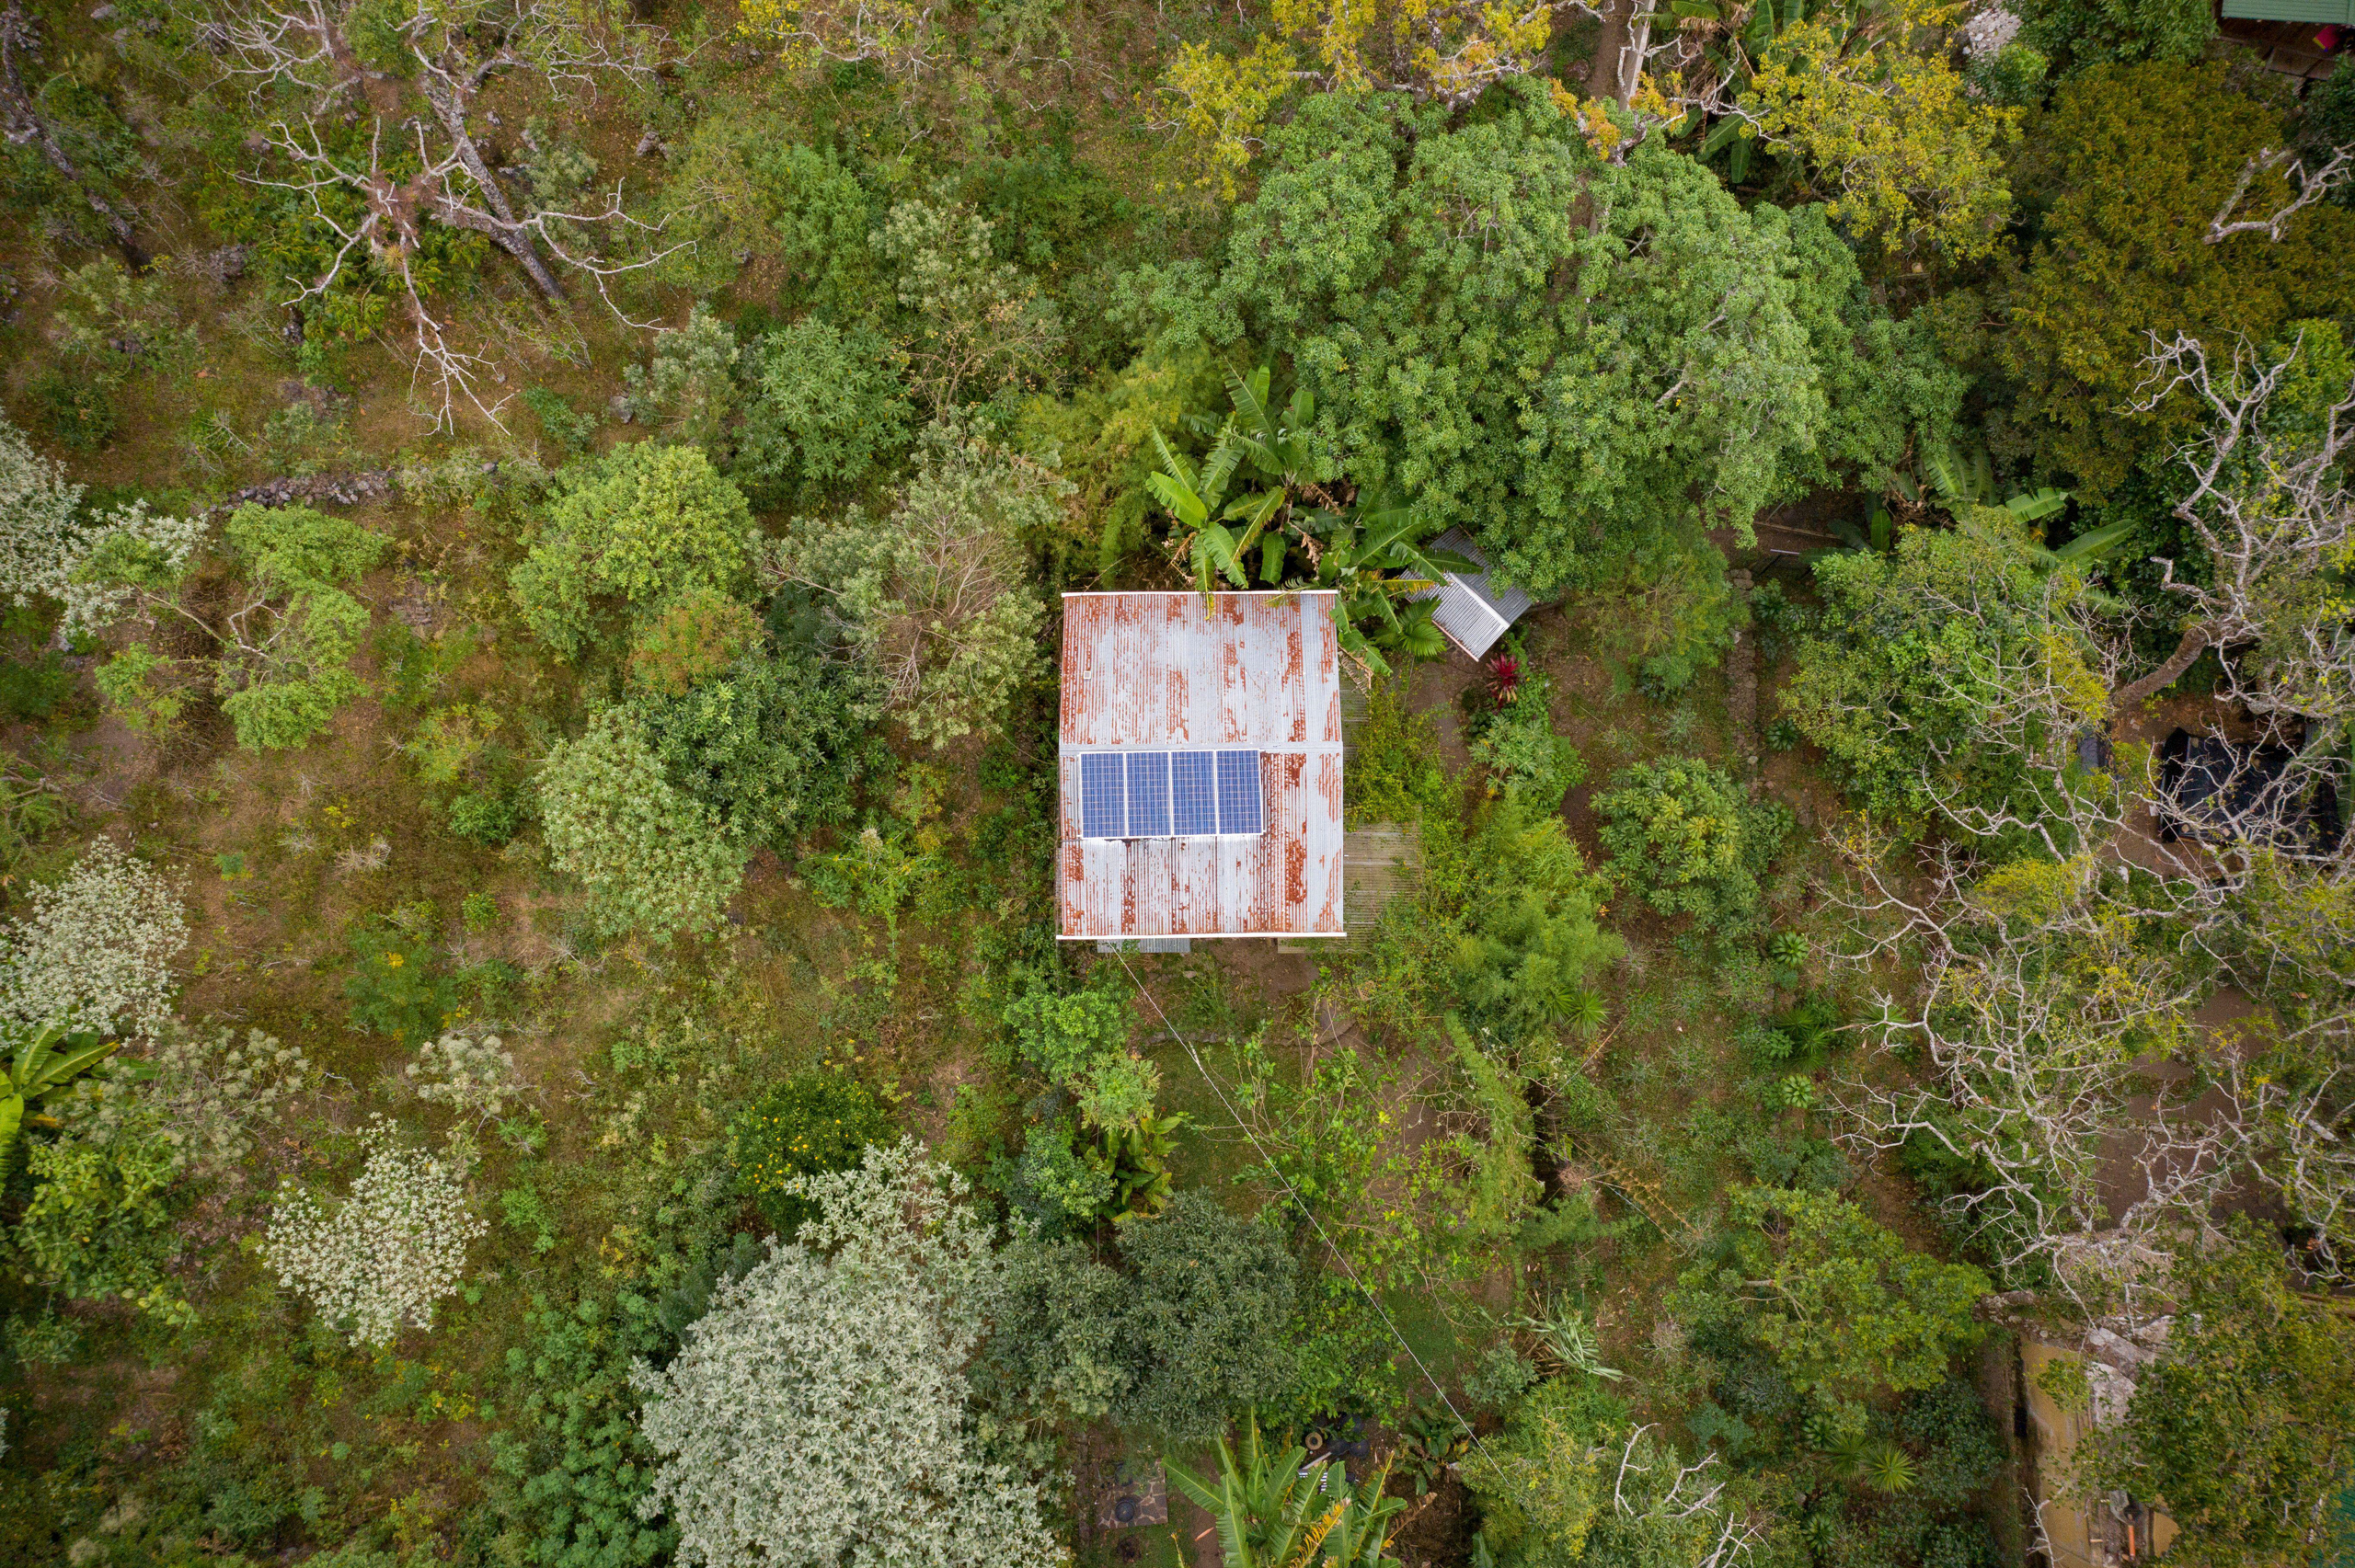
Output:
top-left (1998, 63), bottom-right (2355, 497)
top-left (1151, 85), bottom-right (1959, 597)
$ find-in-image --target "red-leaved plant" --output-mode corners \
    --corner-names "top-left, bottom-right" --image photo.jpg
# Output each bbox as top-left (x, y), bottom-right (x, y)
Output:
top-left (1488, 653), bottom-right (1522, 708)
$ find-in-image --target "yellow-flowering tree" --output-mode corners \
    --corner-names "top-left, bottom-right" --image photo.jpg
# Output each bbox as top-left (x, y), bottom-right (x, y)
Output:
top-left (1746, 0), bottom-right (2021, 263)
top-left (736, 0), bottom-right (940, 74)
top-left (1152, 0), bottom-right (1568, 195)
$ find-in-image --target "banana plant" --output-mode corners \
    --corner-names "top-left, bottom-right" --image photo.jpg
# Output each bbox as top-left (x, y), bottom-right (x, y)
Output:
top-left (1166, 1414), bottom-right (1379, 1568)
top-left (1147, 366), bottom-right (1315, 599)
top-left (1317, 1455), bottom-right (1407, 1567)
top-left (1306, 495), bottom-right (1475, 678)
top-left (1, 1023), bottom-right (120, 1158)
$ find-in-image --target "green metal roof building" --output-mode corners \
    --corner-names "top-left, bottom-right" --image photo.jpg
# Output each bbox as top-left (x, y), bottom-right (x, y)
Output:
top-left (2221, 0), bottom-right (2350, 22)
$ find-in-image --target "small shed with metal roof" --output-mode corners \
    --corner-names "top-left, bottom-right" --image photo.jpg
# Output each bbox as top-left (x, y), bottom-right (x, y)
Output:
top-left (1058, 590), bottom-right (1345, 943)
top-left (1407, 528), bottom-right (1534, 659)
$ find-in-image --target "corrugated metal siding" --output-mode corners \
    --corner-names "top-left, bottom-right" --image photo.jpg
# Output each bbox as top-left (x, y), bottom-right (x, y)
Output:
top-left (1409, 529), bottom-right (1535, 658)
top-left (2223, 0), bottom-right (2350, 22)
top-left (1059, 592), bottom-right (1345, 940)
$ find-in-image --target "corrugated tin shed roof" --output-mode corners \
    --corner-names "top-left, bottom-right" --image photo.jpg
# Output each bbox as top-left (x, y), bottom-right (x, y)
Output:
top-left (1408, 529), bottom-right (1534, 658)
top-left (1058, 591), bottom-right (1345, 941)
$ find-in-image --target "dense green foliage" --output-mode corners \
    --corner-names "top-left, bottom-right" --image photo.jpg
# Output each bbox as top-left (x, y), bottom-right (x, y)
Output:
top-left (1160, 86), bottom-right (1958, 601)
top-left (537, 709), bottom-right (746, 939)
top-left (1594, 758), bottom-right (1789, 938)
top-left (729, 1071), bottom-right (894, 1237)
top-left (2081, 1229), bottom-right (2355, 1564)
top-left (1676, 1186), bottom-right (1992, 1440)
top-left (1993, 63), bottom-right (2355, 495)
top-left (1, 1), bottom-right (2347, 1562)
top-left (511, 445), bottom-right (755, 660)
top-left (1782, 512), bottom-right (2108, 832)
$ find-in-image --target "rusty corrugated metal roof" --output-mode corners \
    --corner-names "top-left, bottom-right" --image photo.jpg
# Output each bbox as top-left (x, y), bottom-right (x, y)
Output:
top-left (1058, 592), bottom-right (1345, 941)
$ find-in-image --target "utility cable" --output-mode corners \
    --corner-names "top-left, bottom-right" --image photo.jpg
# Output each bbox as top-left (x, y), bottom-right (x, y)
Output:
top-left (1111, 949), bottom-right (1499, 1473)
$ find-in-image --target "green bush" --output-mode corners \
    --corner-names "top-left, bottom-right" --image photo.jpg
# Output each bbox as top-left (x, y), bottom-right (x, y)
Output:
top-left (1450, 798), bottom-right (1622, 1041)
top-left (1468, 671), bottom-right (1586, 809)
top-left (510, 444), bottom-right (754, 660)
top-left (522, 385), bottom-right (597, 455)
top-left (633, 645), bottom-right (877, 851)
top-left (1783, 516), bottom-right (2106, 832)
top-left (537, 708), bottom-right (745, 940)
top-left (1594, 757), bottom-right (1790, 938)
top-left (29, 369), bottom-right (119, 451)
top-left (729, 1071), bottom-right (893, 1238)
top-left (778, 423), bottom-right (1062, 750)
top-left (1109, 1191), bottom-right (1299, 1443)
top-left (1460, 1376), bottom-right (1626, 1565)
top-left (12, 1127), bottom-right (187, 1321)
top-left (1000, 980), bottom-right (1153, 1128)
top-left (625, 587), bottom-right (764, 698)
top-left (0, 651), bottom-right (71, 721)
top-left (449, 785), bottom-right (530, 845)
top-left (733, 319), bottom-right (913, 508)
top-left (1673, 1185), bottom-right (1992, 1440)
top-left (977, 1236), bottom-right (1131, 1451)
top-left (345, 925), bottom-right (457, 1044)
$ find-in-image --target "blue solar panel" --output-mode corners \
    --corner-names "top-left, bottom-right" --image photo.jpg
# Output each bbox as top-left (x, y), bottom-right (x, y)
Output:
top-left (1080, 752), bottom-right (1124, 839)
top-left (1172, 750), bottom-right (1218, 835)
top-left (1216, 750), bottom-right (1264, 836)
top-left (1127, 751), bottom-right (1172, 838)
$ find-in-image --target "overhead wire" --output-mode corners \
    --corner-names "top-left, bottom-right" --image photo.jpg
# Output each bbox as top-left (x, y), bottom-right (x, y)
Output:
top-left (1109, 948), bottom-right (1500, 1473)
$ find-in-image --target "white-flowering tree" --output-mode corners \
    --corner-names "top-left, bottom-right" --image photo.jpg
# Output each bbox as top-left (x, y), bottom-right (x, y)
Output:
top-left (0, 416), bottom-right (82, 609)
top-left (0, 838), bottom-right (189, 1038)
top-left (262, 1116), bottom-right (487, 1345)
top-left (632, 1139), bottom-right (1060, 1568)
top-left (50, 502), bottom-right (210, 641)
top-left (60, 1022), bottom-right (315, 1183)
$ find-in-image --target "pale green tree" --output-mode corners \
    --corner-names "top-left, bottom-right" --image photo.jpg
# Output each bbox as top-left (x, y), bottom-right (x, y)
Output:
top-left (631, 1139), bottom-right (1060, 1568)
top-left (537, 709), bottom-right (745, 940)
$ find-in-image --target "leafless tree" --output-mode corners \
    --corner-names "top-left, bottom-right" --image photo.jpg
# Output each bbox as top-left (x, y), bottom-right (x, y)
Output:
top-left (2120, 328), bottom-right (2355, 730)
top-left (2205, 143), bottom-right (2355, 246)
top-left (1813, 380), bottom-right (2355, 1319)
top-left (209, 0), bottom-right (684, 427)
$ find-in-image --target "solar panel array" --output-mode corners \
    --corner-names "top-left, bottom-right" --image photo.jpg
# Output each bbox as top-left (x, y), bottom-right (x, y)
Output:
top-left (1078, 750), bottom-right (1262, 839)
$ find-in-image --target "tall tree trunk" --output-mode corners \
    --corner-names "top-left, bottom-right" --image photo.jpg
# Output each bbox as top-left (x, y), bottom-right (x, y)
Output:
top-left (419, 68), bottom-right (566, 302)
top-left (0, 0), bottom-right (146, 269)
top-left (2111, 626), bottom-right (2208, 715)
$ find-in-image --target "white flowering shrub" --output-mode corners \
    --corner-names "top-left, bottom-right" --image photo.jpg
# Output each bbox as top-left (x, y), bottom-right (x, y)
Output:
top-left (632, 1139), bottom-right (1060, 1568)
top-left (0, 838), bottom-right (189, 1037)
top-left (1960, 6), bottom-right (2022, 57)
top-left (51, 502), bottom-right (210, 639)
top-left (407, 1033), bottom-right (523, 1120)
top-left (262, 1116), bottom-right (487, 1345)
top-left (61, 1022), bottom-right (313, 1182)
top-left (0, 417), bottom-right (82, 608)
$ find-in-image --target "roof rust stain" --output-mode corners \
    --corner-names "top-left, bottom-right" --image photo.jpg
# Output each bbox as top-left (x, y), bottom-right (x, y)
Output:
top-left (1057, 592), bottom-right (1345, 940)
